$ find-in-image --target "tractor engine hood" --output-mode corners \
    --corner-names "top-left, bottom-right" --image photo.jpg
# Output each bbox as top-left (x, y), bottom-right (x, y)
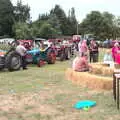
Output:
top-left (27, 48), bottom-right (40, 55)
top-left (0, 50), bottom-right (7, 57)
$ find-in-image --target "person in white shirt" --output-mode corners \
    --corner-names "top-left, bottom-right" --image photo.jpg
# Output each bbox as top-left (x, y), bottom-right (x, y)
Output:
top-left (103, 49), bottom-right (114, 68)
top-left (16, 42), bottom-right (27, 70)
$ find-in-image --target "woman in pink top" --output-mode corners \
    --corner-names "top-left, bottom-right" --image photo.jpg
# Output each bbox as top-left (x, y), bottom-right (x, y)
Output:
top-left (72, 53), bottom-right (91, 72)
top-left (79, 40), bottom-right (88, 55)
top-left (112, 42), bottom-right (120, 63)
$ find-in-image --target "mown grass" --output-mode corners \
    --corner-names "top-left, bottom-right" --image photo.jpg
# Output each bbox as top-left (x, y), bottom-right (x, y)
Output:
top-left (0, 48), bottom-right (119, 120)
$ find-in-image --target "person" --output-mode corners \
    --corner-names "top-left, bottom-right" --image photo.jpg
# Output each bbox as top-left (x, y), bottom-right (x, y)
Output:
top-left (39, 41), bottom-right (45, 50)
top-left (103, 49), bottom-right (114, 67)
top-left (78, 40), bottom-right (82, 54)
top-left (79, 40), bottom-right (88, 55)
top-left (72, 53), bottom-right (91, 72)
top-left (89, 40), bottom-right (99, 63)
top-left (112, 42), bottom-right (120, 62)
top-left (16, 42), bottom-right (27, 70)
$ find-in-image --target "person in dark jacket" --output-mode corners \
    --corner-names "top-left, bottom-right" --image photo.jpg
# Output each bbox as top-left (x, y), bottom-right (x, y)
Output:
top-left (89, 40), bottom-right (99, 63)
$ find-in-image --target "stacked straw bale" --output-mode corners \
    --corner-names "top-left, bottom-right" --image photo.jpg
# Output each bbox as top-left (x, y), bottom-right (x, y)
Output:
top-left (65, 68), bottom-right (113, 90)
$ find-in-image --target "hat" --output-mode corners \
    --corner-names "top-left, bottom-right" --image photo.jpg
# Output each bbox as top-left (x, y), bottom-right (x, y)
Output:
top-left (114, 42), bottom-right (119, 47)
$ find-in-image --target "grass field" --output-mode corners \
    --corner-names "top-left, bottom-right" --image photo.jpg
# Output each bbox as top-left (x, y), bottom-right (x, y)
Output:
top-left (0, 48), bottom-right (119, 120)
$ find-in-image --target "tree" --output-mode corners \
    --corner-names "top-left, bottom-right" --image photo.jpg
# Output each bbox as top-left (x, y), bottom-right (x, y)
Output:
top-left (79, 11), bottom-right (117, 40)
top-left (38, 13), bottom-right (49, 21)
top-left (68, 7), bottom-right (78, 35)
top-left (50, 5), bottom-right (69, 35)
top-left (0, 0), bottom-right (14, 36)
top-left (48, 13), bottom-right (62, 35)
top-left (39, 22), bottom-right (58, 39)
top-left (102, 12), bottom-right (115, 39)
top-left (13, 22), bottom-right (30, 39)
top-left (14, 0), bottom-right (30, 23)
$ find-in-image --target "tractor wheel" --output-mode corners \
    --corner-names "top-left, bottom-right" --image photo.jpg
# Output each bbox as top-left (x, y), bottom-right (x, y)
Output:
top-left (37, 60), bottom-right (44, 67)
top-left (11, 41), bottom-right (18, 47)
top-left (6, 51), bottom-right (21, 71)
top-left (47, 49), bottom-right (56, 64)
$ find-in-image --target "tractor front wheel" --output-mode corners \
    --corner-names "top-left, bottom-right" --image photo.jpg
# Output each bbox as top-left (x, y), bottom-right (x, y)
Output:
top-left (6, 51), bottom-right (21, 71)
top-left (37, 60), bottom-right (45, 67)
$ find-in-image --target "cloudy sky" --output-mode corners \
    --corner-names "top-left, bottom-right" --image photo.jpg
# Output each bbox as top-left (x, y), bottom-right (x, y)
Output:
top-left (11, 0), bottom-right (120, 22)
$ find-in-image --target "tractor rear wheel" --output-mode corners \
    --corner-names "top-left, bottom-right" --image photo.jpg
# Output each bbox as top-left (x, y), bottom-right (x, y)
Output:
top-left (6, 51), bottom-right (21, 71)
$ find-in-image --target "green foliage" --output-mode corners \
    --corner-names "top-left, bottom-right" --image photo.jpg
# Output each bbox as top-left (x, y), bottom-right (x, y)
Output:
top-left (0, 0), bottom-right (14, 36)
top-left (14, 0), bottom-right (30, 23)
top-left (50, 5), bottom-right (70, 35)
top-left (48, 13), bottom-right (62, 35)
top-left (39, 22), bottom-right (58, 39)
top-left (79, 11), bottom-right (120, 40)
top-left (67, 7), bottom-right (78, 35)
top-left (13, 22), bottom-right (30, 39)
top-left (38, 13), bottom-right (49, 21)
top-left (1, 0), bottom-right (120, 40)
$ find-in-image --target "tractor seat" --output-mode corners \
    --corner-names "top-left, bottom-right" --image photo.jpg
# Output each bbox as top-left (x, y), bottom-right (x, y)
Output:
top-left (40, 49), bottom-right (46, 52)
top-left (40, 47), bottom-right (49, 52)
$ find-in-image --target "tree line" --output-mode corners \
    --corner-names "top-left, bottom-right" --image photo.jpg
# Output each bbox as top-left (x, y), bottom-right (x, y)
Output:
top-left (0, 0), bottom-right (120, 40)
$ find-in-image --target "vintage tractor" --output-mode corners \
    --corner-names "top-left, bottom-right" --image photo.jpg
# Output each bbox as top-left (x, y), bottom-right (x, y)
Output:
top-left (15, 39), bottom-right (56, 67)
top-left (11, 38), bottom-right (56, 67)
top-left (26, 47), bottom-right (56, 67)
top-left (50, 39), bottom-right (72, 61)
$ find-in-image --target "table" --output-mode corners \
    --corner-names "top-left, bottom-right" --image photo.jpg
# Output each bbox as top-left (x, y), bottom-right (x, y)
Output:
top-left (113, 70), bottom-right (120, 109)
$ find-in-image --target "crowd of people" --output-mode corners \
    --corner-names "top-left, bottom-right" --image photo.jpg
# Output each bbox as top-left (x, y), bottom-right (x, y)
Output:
top-left (15, 38), bottom-right (120, 72)
top-left (72, 39), bottom-right (99, 72)
top-left (72, 39), bottom-right (120, 72)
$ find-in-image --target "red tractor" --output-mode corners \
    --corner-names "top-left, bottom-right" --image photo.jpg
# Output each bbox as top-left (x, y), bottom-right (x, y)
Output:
top-left (49, 39), bottom-right (73, 61)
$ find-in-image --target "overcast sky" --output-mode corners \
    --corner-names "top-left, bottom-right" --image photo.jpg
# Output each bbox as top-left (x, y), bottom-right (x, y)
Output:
top-left (11, 0), bottom-right (120, 22)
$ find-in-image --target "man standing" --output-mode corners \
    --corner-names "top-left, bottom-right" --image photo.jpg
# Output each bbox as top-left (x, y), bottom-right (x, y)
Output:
top-left (16, 42), bottom-right (27, 70)
top-left (89, 40), bottom-right (99, 63)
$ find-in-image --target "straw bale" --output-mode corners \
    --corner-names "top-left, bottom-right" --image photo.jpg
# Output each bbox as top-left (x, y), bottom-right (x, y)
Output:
top-left (65, 68), bottom-right (112, 90)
